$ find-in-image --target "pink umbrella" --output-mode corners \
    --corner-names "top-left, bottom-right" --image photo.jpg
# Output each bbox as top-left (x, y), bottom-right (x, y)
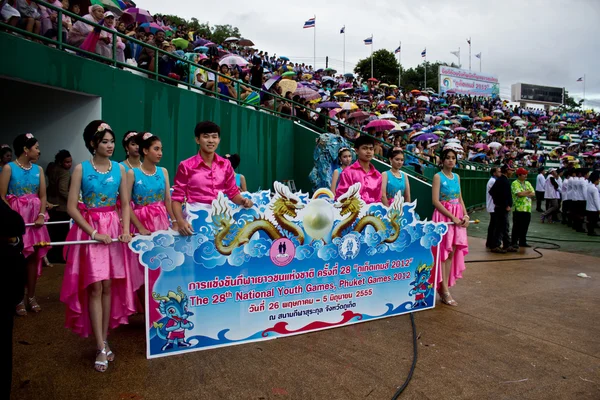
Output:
top-left (474, 143), bottom-right (489, 151)
top-left (348, 111), bottom-right (370, 122)
top-left (294, 86), bottom-right (321, 101)
top-left (329, 108), bottom-right (342, 118)
top-left (365, 120), bottom-right (396, 132)
top-left (454, 127), bottom-right (467, 132)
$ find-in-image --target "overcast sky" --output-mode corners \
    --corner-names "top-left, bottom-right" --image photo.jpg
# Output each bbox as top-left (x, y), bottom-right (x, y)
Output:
top-left (142, 0), bottom-right (600, 109)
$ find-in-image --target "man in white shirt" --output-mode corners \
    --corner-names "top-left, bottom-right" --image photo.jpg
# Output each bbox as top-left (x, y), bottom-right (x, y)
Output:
top-left (486, 166), bottom-right (502, 248)
top-left (541, 169), bottom-right (560, 223)
top-left (535, 167), bottom-right (546, 212)
top-left (585, 171), bottom-right (600, 236)
top-left (562, 170), bottom-right (573, 226)
top-left (572, 169), bottom-right (590, 233)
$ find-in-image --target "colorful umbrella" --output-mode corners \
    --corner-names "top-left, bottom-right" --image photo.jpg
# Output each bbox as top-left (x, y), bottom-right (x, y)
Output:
top-left (194, 46), bottom-right (208, 53)
top-left (139, 22), bottom-right (164, 34)
top-left (412, 133), bottom-right (439, 141)
top-left (91, 0), bottom-right (124, 15)
top-left (123, 7), bottom-right (153, 24)
top-left (224, 37), bottom-right (240, 42)
top-left (281, 71), bottom-right (296, 78)
top-left (339, 102), bottom-right (358, 111)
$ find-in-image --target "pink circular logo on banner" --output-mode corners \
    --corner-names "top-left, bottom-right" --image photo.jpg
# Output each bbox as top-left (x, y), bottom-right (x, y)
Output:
top-left (270, 238), bottom-right (295, 267)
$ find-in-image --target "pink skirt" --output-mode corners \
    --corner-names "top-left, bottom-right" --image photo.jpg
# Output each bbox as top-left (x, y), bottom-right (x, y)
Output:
top-left (431, 200), bottom-right (469, 289)
top-left (7, 194), bottom-right (50, 277)
top-left (60, 206), bottom-right (137, 337)
top-left (128, 202), bottom-right (170, 301)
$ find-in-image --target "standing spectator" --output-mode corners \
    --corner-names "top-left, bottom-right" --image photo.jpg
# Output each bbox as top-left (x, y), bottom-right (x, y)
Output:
top-left (0, 145), bottom-right (12, 171)
top-left (511, 168), bottom-right (535, 249)
top-left (571, 169), bottom-right (590, 233)
top-left (535, 167), bottom-right (546, 212)
top-left (335, 136), bottom-right (382, 204)
top-left (489, 164), bottom-right (516, 253)
top-left (485, 166), bottom-right (501, 249)
top-left (585, 171), bottom-right (600, 236)
top-left (0, 197), bottom-right (26, 398)
top-left (250, 57), bottom-right (263, 90)
top-left (46, 149), bottom-right (72, 263)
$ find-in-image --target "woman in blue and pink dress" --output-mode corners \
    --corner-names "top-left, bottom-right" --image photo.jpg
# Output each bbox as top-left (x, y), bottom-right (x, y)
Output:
top-left (126, 133), bottom-right (176, 309)
top-left (120, 131), bottom-right (141, 171)
top-left (61, 121), bottom-right (134, 373)
top-left (0, 133), bottom-right (51, 316)
top-left (431, 148), bottom-right (470, 307)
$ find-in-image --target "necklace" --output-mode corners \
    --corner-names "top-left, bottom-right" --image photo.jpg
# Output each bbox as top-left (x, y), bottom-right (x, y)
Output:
top-left (91, 158), bottom-right (112, 175)
top-left (442, 170), bottom-right (454, 180)
top-left (140, 164), bottom-right (157, 177)
top-left (391, 169), bottom-right (402, 178)
top-left (15, 159), bottom-right (33, 171)
top-left (126, 159), bottom-right (141, 169)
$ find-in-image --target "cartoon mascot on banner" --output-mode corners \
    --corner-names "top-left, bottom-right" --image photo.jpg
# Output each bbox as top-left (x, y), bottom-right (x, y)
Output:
top-left (152, 287), bottom-right (195, 351)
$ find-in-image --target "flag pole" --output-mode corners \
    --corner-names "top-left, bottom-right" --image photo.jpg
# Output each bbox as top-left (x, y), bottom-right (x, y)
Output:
top-left (458, 47), bottom-right (461, 68)
top-left (583, 74), bottom-right (586, 109)
top-left (468, 37), bottom-right (471, 71)
top-left (424, 47), bottom-right (427, 89)
top-left (343, 26), bottom-right (345, 74)
top-left (398, 40), bottom-right (401, 87)
top-left (370, 34), bottom-right (373, 79)
top-left (480, 52), bottom-right (482, 72)
top-left (313, 14), bottom-right (316, 70)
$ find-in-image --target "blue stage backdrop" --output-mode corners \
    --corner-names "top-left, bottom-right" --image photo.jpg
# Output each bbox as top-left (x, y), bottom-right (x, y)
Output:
top-left (130, 182), bottom-right (447, 359)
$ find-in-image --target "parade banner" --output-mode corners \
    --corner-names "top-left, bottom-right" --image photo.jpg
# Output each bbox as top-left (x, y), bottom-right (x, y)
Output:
top-left (439, 66), bottom-right (499, 98)
top-left (130, 183), bottom-right (448, 359)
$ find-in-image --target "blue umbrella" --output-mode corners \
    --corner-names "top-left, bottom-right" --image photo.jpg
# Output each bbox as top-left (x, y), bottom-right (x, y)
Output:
top-left (344, 73), bottom-right (354, 78)
top-left (280, 56), bottom-right (290, 61)
top-left (194, 46), bottom-right (208, 53)
top-left (470, 153), bottom-right (487, 161)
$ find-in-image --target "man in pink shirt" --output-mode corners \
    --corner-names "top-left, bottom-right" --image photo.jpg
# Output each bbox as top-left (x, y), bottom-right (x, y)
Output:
top-left (172, 121), bottom-right (253, 235)
top-left (335, 136), bottom-right (382, 204)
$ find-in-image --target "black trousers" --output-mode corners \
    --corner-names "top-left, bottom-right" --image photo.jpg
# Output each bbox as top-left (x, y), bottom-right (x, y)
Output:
top-left (491, 209), bottom-right (510, 249)
top-left (486, 212), bottom-right (495, 248)
top-left (1, 243), bottom-right (26, 398)
top-left (535, 191), bottom-right (545, 211)
top-left (511, 211), bottom-right (531, 247)
top-left (47, 210), bottom-right (70, 263)
top-left (562, 200), bottom-right (571, 225)
top-left (572, 201), bottom-right (586, 231)
top-left (586, 211), bottom-right (599, 235)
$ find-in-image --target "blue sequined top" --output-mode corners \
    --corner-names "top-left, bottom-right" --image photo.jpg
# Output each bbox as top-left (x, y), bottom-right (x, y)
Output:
top-left (7, 161), bottom-right (40, 196)
top-left (132, 167), bottom-right (166, 206)
top-left (81, 160), bottom-right (121, 208)
top-left (385, 170), bottom-right (406, 200)
top-left (437, 171), bottom-right (461, 201)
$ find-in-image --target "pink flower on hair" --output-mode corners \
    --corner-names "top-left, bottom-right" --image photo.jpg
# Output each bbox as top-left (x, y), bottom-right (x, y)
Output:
top-left (142, 132), bottom-right (153, 140)
top-left (25, 133), bottom-right (34, 139)
top-left (0, 144), bottom-right (9, 149)
top-left (98, 123), bottom-right (112, 133)
top-left (125, 131), bottom-right (138, 141)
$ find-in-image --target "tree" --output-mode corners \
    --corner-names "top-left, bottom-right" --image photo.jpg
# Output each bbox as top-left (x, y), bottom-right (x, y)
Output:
top-left (354, 49), bottom-right (400, 84)
top-left (159, 15), bottom-right (240, 43)
top-left (211, 24), bottom-right (241, 45)
top-left (560, 89), bottom-right (583, 111)
top-left (400, 61), bottom-right (458, 92)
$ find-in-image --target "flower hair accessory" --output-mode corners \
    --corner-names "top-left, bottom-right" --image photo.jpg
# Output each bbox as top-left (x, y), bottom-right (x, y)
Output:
top-left (1, 144), bottom-right (9, 149)
top-left (142, 132), bottom-right (153, 141)
top-left (97, 123), bottom-right (112, 133)
top-left (25, 133), bottom-right (35, 139)
top-left (338, 147), bottom-right (350, 154)
top-left (124, 131), bottom-right (138, 141)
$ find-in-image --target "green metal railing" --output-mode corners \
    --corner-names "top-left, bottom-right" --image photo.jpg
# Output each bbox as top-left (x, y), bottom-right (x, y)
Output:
top-left (2, 0), bottom-right (489, 177)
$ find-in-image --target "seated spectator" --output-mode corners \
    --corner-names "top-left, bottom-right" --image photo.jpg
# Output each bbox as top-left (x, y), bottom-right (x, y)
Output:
top-left (68, 5), bottom-right (105, 48)
top-left (138, 29), bottom-right (166, 72)
top-left (1, 1), bottom-right (20, 28)
top-left (15, 0), bottom-right (42, 37)
top-left (103, 11), bottom-right (124, 62)
top-left (125, 27), bottom-right (146, 61)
